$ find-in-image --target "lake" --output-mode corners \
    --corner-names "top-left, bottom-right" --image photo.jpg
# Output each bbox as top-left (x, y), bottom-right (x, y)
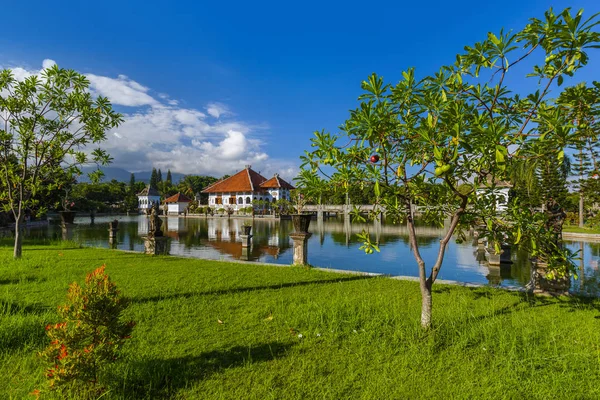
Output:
top-left (13, 215), bottom-right (600, 295)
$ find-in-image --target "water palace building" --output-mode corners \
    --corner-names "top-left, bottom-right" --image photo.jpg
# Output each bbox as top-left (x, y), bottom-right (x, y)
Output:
top-left (202, 165), bottom-right (294, 211)
top-left (137, 186), bottom-right (161, 212)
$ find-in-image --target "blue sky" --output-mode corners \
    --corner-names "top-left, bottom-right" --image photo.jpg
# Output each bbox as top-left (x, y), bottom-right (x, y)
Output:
top-left (1, 0), bottom-right (599, 180)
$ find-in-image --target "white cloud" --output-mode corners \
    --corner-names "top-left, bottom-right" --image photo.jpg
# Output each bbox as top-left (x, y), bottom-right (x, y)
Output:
top-left (42, 59), bottom-right (56, 69)
top-left (1, 59), bottom-right (297, 180)
top-left (206, 102), bottom-right (232, 118)
top-left (86, 74), bottom-right (158, 107)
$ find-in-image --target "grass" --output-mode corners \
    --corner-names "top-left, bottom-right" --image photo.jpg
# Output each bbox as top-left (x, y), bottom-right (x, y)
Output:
top-left (2, 244), bottom-right (600, 399)
top-left (563, 225), bottom-right (600, 235)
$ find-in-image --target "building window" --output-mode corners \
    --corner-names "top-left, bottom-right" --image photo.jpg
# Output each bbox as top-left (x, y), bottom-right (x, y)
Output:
top-left (229, 197), bottom-right (236, 205)
top-left (246, 196), bottom-right (251, 204)
top-left (238, 197), bottom-right (243, 204)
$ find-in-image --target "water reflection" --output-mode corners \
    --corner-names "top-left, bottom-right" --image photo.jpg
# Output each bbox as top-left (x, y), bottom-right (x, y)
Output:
top-left (10, 215), bottom-right (600, 294)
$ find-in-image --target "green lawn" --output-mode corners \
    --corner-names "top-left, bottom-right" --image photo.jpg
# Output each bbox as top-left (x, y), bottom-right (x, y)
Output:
top-left (563, 225), bottom-right (600, 235)
top-left (2, 243), bottom-right (600, 399)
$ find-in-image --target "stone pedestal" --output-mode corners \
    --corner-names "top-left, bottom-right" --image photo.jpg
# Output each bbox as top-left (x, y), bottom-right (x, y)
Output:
top-left (144, 236), bottom-right (169, 255)
top-left (108, 229), bottom-right (119, 248)
top-left (108, 220), bottom-right (119, 248)
top-left (240, 234), bottom-right (252, 248)
top-left (530, 261), bottom-right (570, 295)
top-left (289, 232), bottom-right (312, 266)
top-left (500, 244), bottom-right (512, 264)
top-left (241, 246), bottom-right (252, 261)
top-left (61, 223), bottom-right (74, 241)
top-left (486, 251), bottom-right (501, 266)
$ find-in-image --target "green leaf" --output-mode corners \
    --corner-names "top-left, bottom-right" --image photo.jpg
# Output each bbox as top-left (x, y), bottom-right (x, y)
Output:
top-left (495, 147), bottom-right (505, 163)
top-left (515, 227), bottom-right (522, 245)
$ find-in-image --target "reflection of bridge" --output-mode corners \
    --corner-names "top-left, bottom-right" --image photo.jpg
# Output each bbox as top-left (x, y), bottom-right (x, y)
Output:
top-left (313, 214), bottom-right (449, 247)
top-left (319, 220), bottom-right (446, 237)
top-left (302, 204), bottom-right (423, 220)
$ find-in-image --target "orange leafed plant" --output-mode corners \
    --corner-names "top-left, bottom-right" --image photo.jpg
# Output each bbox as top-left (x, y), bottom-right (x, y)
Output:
top-left (37, 265), bottom-right (135, 397)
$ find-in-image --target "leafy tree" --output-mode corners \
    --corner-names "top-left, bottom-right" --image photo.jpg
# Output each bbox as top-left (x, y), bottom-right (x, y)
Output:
top-left (70, 180), bottom-right (127, 213)
top-left (558, 82), bottom-right (600, 226)
top-left (300, 8), bottom-right (600, 328)
top-left (0, 65), bottom-right (122, 258)
top-left (177, 175), bottom-right (218, 203)
top-left (149, 168), bottom-right (158, 189)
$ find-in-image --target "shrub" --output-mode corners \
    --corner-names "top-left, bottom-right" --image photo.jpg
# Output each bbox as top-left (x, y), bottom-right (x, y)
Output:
top-left (37, 265), bottom-right (134, 398)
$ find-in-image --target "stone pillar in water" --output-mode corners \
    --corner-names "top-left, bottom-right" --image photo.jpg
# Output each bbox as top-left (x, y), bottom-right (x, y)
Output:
top-left (289, 232), bottom-right (312, 266)
top-left (108, 219), bottom-right (119, 248)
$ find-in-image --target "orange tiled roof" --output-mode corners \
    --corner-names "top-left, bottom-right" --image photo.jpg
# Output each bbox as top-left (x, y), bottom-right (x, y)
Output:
top-left (164, 193), bottom-right (192, 203)
top-left (202, 167), bottom-right (268, 193)
top-left (260, 174), bottom-right (295, 190)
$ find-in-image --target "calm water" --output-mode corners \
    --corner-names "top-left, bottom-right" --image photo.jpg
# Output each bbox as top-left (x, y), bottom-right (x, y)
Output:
top-left (14, 215), bottom-right (600, 294)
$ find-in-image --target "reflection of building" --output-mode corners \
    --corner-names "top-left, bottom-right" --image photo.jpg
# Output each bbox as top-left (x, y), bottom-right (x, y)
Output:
top-left (202, 165), bottom-right (294, 210)
top-left (137, 186), bottom-right (161, 213)
top-left (205, 218), bottom-right (288, 260)
top-left (165, 193), bottom-right (192, 215)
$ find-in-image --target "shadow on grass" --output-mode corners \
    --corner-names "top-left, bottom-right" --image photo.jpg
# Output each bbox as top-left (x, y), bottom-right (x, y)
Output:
top-left (0, 319), bottom-right (47, 353)
top-left (0, 301), bottom-right (50, 353)
top-left (441, 287), bottom-right (600, 329)
top-left (130, 275), bottom-right (380, 305)
top-left (113, 341), bottom-right (294, 399)
top-left (1, 300), bottom-right (50, 316)
top-left (0, 276), bottom-right (46, 285)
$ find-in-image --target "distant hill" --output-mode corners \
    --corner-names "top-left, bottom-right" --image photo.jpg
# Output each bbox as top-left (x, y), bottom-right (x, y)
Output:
top-left (78, 167), bottom-right (187, 183)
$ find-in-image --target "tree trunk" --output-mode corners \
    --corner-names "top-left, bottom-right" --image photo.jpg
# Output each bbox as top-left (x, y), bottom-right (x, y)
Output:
top-left (13, 214), bottom-right (23, 259)
top-left (579, 192), bottom-right (584, 228)
top-left (420, 280), bottom-right (433, 328)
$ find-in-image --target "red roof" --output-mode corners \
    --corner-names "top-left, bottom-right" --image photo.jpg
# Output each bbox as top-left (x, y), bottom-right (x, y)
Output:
top-left (164, 193), bottom-right (192, 203)
top-left (202, 167), bottom-right (268, 193)
top-left (260, 174), bottom-right (295, 190)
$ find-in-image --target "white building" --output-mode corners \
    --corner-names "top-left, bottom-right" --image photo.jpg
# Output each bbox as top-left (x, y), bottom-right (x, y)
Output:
top-left (476, 182), bottom-right (511, 212)
top-left (137, 186), bottom-right (161, 213)
top-left (202, 166), bottom-right (294, 211)
top-left (164, 193), bottom-right (192, 215)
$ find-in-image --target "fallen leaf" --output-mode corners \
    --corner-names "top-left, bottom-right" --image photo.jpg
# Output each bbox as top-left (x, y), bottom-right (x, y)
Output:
top-left (217, 319), bottom-right (224, 324)
top-left (264, 314), bottom-right (273, 321)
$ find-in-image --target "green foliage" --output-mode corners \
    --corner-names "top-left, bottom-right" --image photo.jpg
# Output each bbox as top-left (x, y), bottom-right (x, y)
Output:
top-left (177, 175), bottom-right (218, 203)
top-left (70, 180), bottom-right (128, 213)
top-left (37, 265), bottom-right (134, 397)
top-left (149, 168), bottom-right (158, 190)
top-left (299, 8), bottom-right (600, 324)
top-left (0, 64), bottom-right (122, 257)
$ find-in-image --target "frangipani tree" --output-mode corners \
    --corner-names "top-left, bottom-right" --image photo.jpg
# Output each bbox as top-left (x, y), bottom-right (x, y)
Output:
top-left (300, 8), bottom-right (600, 328)
top-left (0, 65), bottom-right (122, 258)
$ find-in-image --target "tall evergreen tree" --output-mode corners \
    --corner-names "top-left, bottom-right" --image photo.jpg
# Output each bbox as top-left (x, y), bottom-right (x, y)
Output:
top-left (558, 82), bottom-right (600, 227)
top-left (157, 169), bottom-right (163, 183)
top-left (150, 168), bottom-right (158, 189)
top-left (129, 173), bottom-right (135, 191)
top-left (539, 155), bottom-right (570, 207)
top-left (166, 169), bottom-right (172, 184)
